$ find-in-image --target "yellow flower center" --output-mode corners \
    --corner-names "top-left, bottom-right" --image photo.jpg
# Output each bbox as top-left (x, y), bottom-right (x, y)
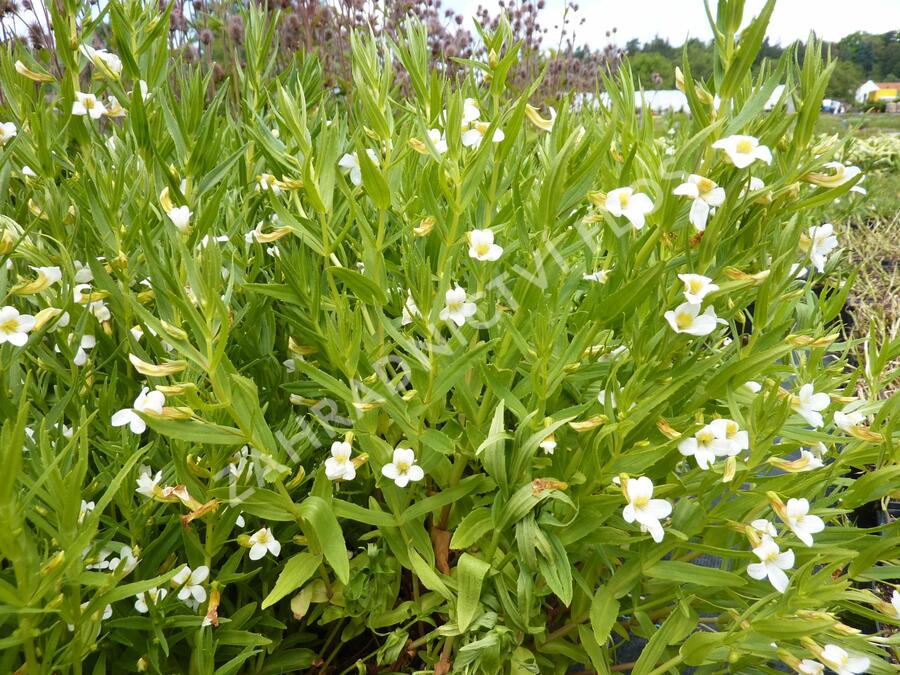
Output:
top-left (675, 312), bottom-right (693, 329)
top-left (726, 421), bottom-right (738, 436)
top-left (763, 549), bottom-right (779, 562)
top-left (618, 192), bottom-right (630, 207)
top-left (475, 242), bottom-right (491, 256)
top-left (83, 97), bottom-right (95, 110)
top-left (697, 430), bottom-right (715, 444)
top-left (0, 319), bottom-right (19, 333)
top-left (335, 453), bottom-right (348, 463)
top-left (697, 177), bottom-right (715, 193)
top-left (633, 495), bottom-right (649, 508)
top-left (689, 278), bottom-right (705, 294)
top-left (736, 139), bottom-right (754, 154)
top-left (395, 460), bottom-right (410, 472)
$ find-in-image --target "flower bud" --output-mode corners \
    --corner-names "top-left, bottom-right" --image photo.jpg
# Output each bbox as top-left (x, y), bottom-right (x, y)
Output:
top-left (34, 307), bottom-right (64, 330)
top-left (15, 59), bottom-right (55, 82)
top-left (568, 415), bottom-right (607, 431)
top-left (128, 353), bottom-right (188, 377)
top-left (160, 320), bottom-right (188, 341)
top-left (414, 216), bottom-right (435, 237)
top-left (524, 104), bottom-right (554, 132)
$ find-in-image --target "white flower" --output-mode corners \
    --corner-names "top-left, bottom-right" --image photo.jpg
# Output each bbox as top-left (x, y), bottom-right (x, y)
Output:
top-left (439, 285), bottom-right (476, 327)
top-left (707, 418), bottom-right (749, 456)
top-left (167, 205), bottom-right (192, 233)
top-left (890, 589), bottom-right (900, 617)
top-left (462, 98), bottom-right (481, 124)
top-left (0, 122), bottom-right (16, 145)
top-left (850, 173), bottom-right (866, 195)
top-left (597, 390), bottom-right (617, 408)
top-left (673, 175), bottom-right (726, 231)
top-left (172, 565), bottom-right (209, 608)
top-left (257, 173), bottom-right (281, 195)
top-left (198, 234), bottom-right (229, 249)
top-left (791, 384), bottom-right (830, 428)
top-left (783, 497), bottom-right (825, 547)
top-left (338, 149), bottom-right (378, 187)
top-left (797, 449), bottom-right (824, 471)
top-left (583, 269), bottom-right (610, 283)
top-left (539, 435), bottom-right (557, 455)
top-left (81, 45), bottom-right (122, 78)
top-left (818, 161), bottom-right (864, 190)
top-left (325, 441), bottom-right (356, 481)
top-left (0, 306), bottom-right (36, 347)
top-left (664, 302), bottom-right (721, 336)
top-left (78, 500), bottom-right (95, 524)
top-left (427, 128), bottom-right (448, 154)
top-left (747, 176), bottom-right (765, 192)
top-left (798, 659), bottom-right (825, 675)
top-left (72, 91), bottom-right (107, 119)
top-left (750, 518), bottom-right (778, 540)
top-left (135, 469), bottom-right (163, 498)
top-left (678, 423), bottom-right (730, 470)
top-left (21, 165), bottom-right (37, 178)
top-left (461, 121), bottom-right (505, 148)
top-left (74, 260), bottom-right (94, 284)
top-left (248, 527), bottom-right (281, 561)
top-left (834, 410), bottom-right (865, 432)
top-left (71, 334), bottom-right (96, 366)
top-left (605, 187), bottom-right (654, 230)
top-left (68, 602), bottom-right (113, 631)
top-left (712, 134), bottom-right (772, 168)
top-left (744, 380), bottom-right (762, 394)
top-left (820, 645), bottom-right (869, 675)
top-left (401, 291), bottom-right (419, 326)
top-left (381, 447), bottom-right (425, 488)
top-left (746, 538), bottom-right (794, 593)
top-left (111, 387), bottom-right (166, 434)
top-left (134, 587), bottom-right (167, 613)
top-left (805, 223), bottom-right (838, 273)
top-left (107, 545), bottom-right (138, 573)
top-left (89, 299), bottom-right (111, 322)
top-left (621, 476), bottom-right (671, 543)
top-left (467, 229), bottom-right (503, 261)
top-left (677, 273), bottom-right (719, 304)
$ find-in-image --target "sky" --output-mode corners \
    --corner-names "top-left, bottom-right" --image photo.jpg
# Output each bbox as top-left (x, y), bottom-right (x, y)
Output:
top-left (449, 0), bottom-right (900, 47)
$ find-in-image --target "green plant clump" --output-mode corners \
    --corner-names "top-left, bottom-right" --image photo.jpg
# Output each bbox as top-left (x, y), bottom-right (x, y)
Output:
top-left (0, 0), bottom-right (898, 673)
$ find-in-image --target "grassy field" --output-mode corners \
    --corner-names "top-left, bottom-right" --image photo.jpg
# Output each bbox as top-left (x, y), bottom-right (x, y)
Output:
top-left (817, 115), bottom-right (899, 397)
top-left (815, 112), bottom-right (900, 138)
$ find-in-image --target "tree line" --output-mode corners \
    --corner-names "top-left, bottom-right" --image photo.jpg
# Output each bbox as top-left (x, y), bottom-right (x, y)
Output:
top-left (627, 31), bottom-right (900, 101)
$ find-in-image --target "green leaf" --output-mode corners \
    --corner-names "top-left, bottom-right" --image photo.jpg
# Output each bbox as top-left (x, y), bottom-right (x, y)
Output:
top-left (644, 561), bottom-right (747, 588)
top-left (589, 586), bottom-right (619, 646)
top-left (296, 496), bottom-right (350, 584)
top-left (450, 508), bottom-right (494, 550)
top-left (261, 552), bottom-right (322, 609)
top-left (680, 632), bottom-right (729, 666)
top-left (141, 416), bottom-right (247, 445)
top-left (455, 553), bottom-right (490, 632)
top-left (326, 266), bottom-right (388, 305)
top-left (408, 548), bottom-right (453, 602)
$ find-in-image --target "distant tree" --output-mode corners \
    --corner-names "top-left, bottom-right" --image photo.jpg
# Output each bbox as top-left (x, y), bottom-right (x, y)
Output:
top-left (630, 51), bottom-right (675, 88)
top-left (827, 60), bottom-right (864, 100)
